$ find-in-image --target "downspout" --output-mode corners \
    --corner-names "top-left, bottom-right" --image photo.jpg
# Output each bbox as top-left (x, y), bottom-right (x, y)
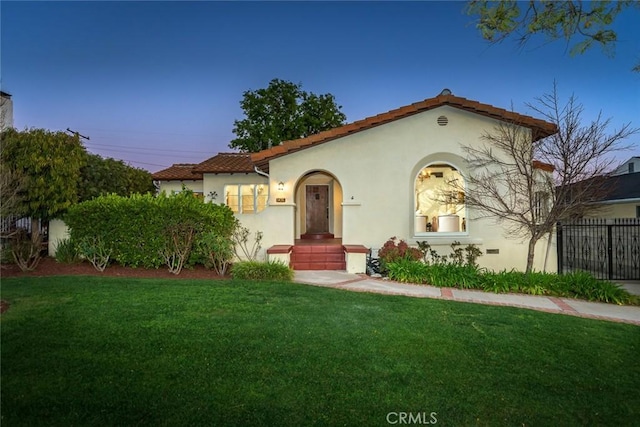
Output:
top-left (254, 165), bottom-right (269, 179)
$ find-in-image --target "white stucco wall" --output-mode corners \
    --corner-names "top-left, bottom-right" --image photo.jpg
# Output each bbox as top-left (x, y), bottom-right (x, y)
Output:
top-left (255, 106), bottom-right (557, 272)
top-left (157, 180), bottom-right (204, 195)
top-left (152, 106), bottom-right (558, 272)
top-left (48, 219), bottom-right (70, 256)
top-left (200, 173), bottom-right (276, 261)
top-left (585, 201), bottom-right (639, 219)
top-left (1, 93), bottom-right (14, 131)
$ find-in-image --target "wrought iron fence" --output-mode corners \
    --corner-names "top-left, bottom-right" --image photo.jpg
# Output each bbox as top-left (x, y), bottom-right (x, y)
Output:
top-left (1, 215), bottom-right (33, 235)
top-left (0, 216), bottom-right (49, 255)
top-left (557, 218), bottom-right (640, 280)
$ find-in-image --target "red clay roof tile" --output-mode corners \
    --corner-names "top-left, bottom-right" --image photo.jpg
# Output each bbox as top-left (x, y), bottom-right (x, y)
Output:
top-left (192, 153), bottom-right (254, 174)
top-left (251, 93), bottom-right (557, 170)
top-left (533, 160), bottom-right (555, 172)
top-left (151, 164), bottom-right (202, 181)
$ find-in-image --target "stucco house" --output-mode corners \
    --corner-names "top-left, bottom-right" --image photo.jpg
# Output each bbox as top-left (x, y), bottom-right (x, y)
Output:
top-left (582, 164), bottom-right (640, 219)
top-left (1, 90), bottom-right (14, 131)
top-left (153, 90), bottom-right (558, 273)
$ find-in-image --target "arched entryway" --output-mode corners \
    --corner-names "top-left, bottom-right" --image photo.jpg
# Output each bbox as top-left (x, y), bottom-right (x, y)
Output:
top-left (294, 170), bottom-right (343, 240)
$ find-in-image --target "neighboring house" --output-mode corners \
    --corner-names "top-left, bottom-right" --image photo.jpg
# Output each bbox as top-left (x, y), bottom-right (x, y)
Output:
top-left (582, 172), bottom-right (640, 219)
top-left (153, 90), bottom-right (558, 273)
top-left (612, 156), bottom-right (640, 176)
top-left (151, 163), bottom-right (204, 196)
top-left (1, 90), bottom-right (14, 131)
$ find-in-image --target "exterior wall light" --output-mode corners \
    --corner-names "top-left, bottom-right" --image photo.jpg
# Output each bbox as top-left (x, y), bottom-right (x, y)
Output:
top-left (277, 181), bottom-right (284, 191)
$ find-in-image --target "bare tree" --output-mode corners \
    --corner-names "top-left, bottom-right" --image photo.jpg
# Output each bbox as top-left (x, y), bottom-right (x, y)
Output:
top-left (461, 84), bottom-right (637, 273)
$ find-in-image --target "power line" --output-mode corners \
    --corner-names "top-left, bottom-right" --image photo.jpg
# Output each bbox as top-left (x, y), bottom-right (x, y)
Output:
top-left (87, 146), bottom-right (207, 161)
top-left (85, 140), bottom-right (213, 154)
top-left (126, 160), bottom-right (170, 168)
top-left (76, 127), bottom-right (215, 137)
top-left (85, 151), bottom-right (169, 168)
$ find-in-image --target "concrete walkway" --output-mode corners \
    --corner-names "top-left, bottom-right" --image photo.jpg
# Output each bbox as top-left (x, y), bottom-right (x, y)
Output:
top-left (293, 271), bottom-right (640, 326)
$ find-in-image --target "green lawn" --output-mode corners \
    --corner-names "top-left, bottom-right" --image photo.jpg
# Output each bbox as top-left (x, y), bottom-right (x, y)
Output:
top-left (1, 276), bottom-right (639, 426)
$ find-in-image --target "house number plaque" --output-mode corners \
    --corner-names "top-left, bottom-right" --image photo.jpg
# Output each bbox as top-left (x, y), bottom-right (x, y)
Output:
top-left (276, 198), bottom-right (286, 203)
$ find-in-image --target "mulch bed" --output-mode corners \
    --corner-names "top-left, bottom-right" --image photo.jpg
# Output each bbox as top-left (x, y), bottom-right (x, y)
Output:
top-left (2, 257), bottom-right (230, 281)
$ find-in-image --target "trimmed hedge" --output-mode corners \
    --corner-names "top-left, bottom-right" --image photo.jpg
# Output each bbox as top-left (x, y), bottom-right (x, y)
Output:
top-left (64, 191), bottom-right (236, 272)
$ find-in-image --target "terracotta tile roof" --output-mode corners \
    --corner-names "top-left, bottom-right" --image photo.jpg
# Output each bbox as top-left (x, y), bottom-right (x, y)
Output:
top-left (533, 160), bottom-right (555, 172)
top-left (251, 93), bottom-right (558, 170)
top-left (192, 153), bottom-right (254, 174)
top-left (152, 164), bottom-right (202, 181)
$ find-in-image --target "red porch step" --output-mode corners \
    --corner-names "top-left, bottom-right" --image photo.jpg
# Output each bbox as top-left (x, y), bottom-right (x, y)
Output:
top-left (290, 244), bottom-right (346, 270)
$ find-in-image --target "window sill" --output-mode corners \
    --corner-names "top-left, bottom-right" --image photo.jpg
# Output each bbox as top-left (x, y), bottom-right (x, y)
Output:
top-left (409, 234), bottom-right (483, 246)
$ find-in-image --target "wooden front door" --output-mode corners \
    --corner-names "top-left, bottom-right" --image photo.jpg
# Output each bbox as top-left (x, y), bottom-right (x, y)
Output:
top-left (305, 185), bottom-right (329, 234)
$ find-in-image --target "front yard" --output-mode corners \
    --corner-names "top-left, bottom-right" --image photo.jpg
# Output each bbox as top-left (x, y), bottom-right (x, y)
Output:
top-left (1, 276), bottom-right (639, 426)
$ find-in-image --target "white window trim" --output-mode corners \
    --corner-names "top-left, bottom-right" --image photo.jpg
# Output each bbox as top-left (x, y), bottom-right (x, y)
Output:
top-left (224, 184), bottom-right (268, 214)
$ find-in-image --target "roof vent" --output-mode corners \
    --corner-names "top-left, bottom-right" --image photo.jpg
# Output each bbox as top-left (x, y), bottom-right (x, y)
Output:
top-left (439, 88), bottom-right (452, 96)
top-left (437, 115), bottom-right (449, 126)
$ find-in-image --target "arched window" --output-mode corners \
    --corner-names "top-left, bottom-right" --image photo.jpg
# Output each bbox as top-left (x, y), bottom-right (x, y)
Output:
top-left (414, 163), bottom-right (466, 234)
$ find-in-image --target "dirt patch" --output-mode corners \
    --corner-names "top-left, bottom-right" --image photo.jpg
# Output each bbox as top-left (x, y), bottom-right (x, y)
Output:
top-left (1, 257), bottom-right (229, 280)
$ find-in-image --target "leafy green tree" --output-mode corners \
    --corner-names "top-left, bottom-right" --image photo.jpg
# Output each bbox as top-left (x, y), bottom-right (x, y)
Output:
top-left (467, 1), bottom-right (640, 71)
top-left (2, 128), bottom-right (86, 269)
top-left (0, 142), bottom-right (26, 221)
top-left (230, 78), bottom-right (347, 152)
top-left (78, 153), bottom-right (155, 202)
top-left (2, 128), bottom-right (85, 223)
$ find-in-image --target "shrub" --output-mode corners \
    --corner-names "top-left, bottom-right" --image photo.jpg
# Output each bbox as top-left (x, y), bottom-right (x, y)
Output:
top-left (65, 193), bottom-right (161, 268)
top-left (232, 226), bottom-right (263, 261)
top-left (54, 238), bottom-right (80, 264)
top-left (478, 270), bottom-right (551, 295)
top-left (423, 264), bottom-right (481, 288)
top-left (0, 244), bottom-right (14, 265)
top-left (8, 228), bottom-right (42, 272)
top-left (384, 257), bottom-right (636, 305)
top-left (386, 259), bottom-right (481, 288)
top-left (416, 240), bottom-right (483, 267)
top-left (416, 241), bottom-right (448, 265)
top-left (64, 191), bottom-right (237, 273)
top-left (386, 258), bottom-right (430, 284)
top-left (554, 271), bottom-right (634, 305)
top-left (464, 244), bottom-right (483, 268)
top-left (378, 237), bottom-right (422, 265)
top-left (194, 231), bottom-right (235, 276)
top-left (231, 261), bottom-right (293, 281)
top-left (77, 236), bottom-right (111, 272)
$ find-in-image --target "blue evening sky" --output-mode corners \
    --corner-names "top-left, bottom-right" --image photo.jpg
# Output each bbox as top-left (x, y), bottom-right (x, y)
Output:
top-left (2, 1), bottom-right (639, 172)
